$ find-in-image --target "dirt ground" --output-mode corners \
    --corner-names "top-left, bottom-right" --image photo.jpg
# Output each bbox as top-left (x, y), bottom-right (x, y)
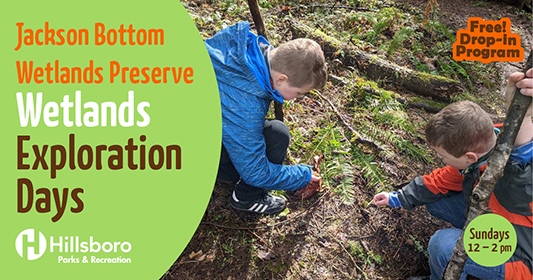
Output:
top-left (161, 1), bottom-right (531, 279)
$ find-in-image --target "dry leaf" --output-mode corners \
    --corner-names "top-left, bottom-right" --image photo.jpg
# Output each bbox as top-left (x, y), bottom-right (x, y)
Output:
top-left (319, 240), bottom-right (332, 248)
top-left (189, 250), bottom-right (203, 260)
top-left (423, 56), bottom-right (438, 70)
top-left (294, 154), bottom-right (323, 199)
top-left (257, 250), bottom-right (275, 260)
top-left (205, 251), bottom-right (215, 262)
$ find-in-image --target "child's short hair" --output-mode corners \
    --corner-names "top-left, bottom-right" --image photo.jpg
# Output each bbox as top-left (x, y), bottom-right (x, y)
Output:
top-left (425, 101), bottom-right (496, 157)
top-left (270, 38), bottom-right (327, 89)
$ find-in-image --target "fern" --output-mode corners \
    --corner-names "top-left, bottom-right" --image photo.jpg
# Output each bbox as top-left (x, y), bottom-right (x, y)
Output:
top-left (324, 155), bottom-right (355, 204)
top-left (357, 120), bottom-right (430, 163)
top-left (396, 139), bottom-right (431, 163)
top-left (373, 110), bottom-right (416, 133)
top-left (387, 27), bottom-right (414, 56)
top-left (350, 146), bottom-right (386, 189)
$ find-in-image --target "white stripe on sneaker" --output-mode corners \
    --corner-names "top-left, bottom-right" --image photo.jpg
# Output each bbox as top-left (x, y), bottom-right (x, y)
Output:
top-left (259, 204), bottom-right (268, 213)
top-left (232, 191), bottom-right (240, 202)
top-left (254, 204), bottom-right (264, 212)
top-left (249, 203), bottom-right (259, 211)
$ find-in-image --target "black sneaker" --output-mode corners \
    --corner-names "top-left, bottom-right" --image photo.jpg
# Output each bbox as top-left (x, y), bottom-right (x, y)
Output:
top-left (230, 191), bottom-right (286, 214)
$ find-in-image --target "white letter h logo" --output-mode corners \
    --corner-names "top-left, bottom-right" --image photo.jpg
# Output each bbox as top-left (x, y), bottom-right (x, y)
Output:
top-left (15, 229), bottom-right (47, 260)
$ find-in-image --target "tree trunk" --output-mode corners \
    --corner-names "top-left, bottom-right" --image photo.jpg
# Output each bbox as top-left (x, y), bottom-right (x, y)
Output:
top-left (247, 0), bottom-right (284, 121)
top-left (443, 53), bottom-right (532, 279)
top-left (289, 20), bottom-right (462, 101)
top-left (329, 74), bottom-right (444, 113)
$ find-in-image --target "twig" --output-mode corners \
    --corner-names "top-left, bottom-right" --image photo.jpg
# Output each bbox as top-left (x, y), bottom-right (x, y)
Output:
top-left (300, 104), bottom-right (324, 114)
top-left (326, 231), bottom-right (368, 279)
top-left (315, 90), bottom-right (381, 150)
top-left (307, 3), bottom-right (377, 12)
top-left (176, 260), bottom-right (199, 265)
top-left (218, 241), bottom-right (225, 259)
top-left (393, 246), bottom-right (401, 259)
top-left (347, 234), bottom-right (374, 239)
top-left (331, 263), bottom-right (354, 279)
top-left (403, 101), bottom-right (442, 114)
top-left (507, 61), bottom-right (522, 69)
top-left (247, 228), bottom-right (279, 256)
top-left (322, 192), bottom-right (326, 223)
top-left (328, 74), bottom-right (347, 86)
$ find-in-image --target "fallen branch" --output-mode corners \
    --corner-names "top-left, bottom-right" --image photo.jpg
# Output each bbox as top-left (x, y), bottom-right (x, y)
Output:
top-left (443, 53), bottom-right (532, 279)
top-left (308, 3), bottom-right (377, 12)
top-left (315, 90), bottom-right (382, 151)
top-left (290, 20), bottom-right (462, 100)
top-left (403, 100), bottom-right (442, 113)
top-left (329, 74), bottom-right (443, 113)
top-left (328, 74), bottom-right (349, 86)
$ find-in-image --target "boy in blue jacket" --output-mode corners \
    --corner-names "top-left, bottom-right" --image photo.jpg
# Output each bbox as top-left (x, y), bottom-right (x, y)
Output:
top-left (205, 22), bottom-right (327, 214)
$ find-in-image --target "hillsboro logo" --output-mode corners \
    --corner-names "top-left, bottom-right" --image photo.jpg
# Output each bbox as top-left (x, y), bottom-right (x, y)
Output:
top-left (14, 229), bottom-right (133, 263)
top-left (16, 229), bottom-right (47, 260)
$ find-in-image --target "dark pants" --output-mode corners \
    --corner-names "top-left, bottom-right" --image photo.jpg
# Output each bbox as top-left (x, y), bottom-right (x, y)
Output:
top-left (426, 194), bottom-right (505, 279)
top-left (217, 119), bottom-right (290, 201)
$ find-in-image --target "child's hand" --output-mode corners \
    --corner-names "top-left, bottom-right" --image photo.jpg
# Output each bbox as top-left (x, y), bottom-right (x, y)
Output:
top-left (294, 169), bottom-right (322, 199)
top-left (311, 174), bottom-right (321, 182)
top-left (373, 192), bottom-right (390, 206)
top-left (505, 68), bottom-right (533, 116)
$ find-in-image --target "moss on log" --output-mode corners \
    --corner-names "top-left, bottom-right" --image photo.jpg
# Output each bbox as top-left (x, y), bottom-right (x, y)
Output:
top-left (290, 20), bottom-right (462, 100)
top-left (329, 74), bottom-right (446, 113)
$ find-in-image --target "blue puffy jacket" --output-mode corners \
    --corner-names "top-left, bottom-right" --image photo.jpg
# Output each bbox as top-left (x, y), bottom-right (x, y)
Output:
top-left (205, 22), bottom-right (311, 191)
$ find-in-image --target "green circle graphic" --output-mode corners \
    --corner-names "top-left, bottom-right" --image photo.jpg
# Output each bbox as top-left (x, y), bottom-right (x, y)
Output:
top-left (464, 213), bottom-right (517, 267)
top-left (0, 1), bottom-right (220, 279)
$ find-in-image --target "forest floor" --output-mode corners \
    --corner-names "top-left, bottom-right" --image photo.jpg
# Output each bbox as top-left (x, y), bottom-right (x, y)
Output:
top-left (163, 0), bottom-right (532, 279)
